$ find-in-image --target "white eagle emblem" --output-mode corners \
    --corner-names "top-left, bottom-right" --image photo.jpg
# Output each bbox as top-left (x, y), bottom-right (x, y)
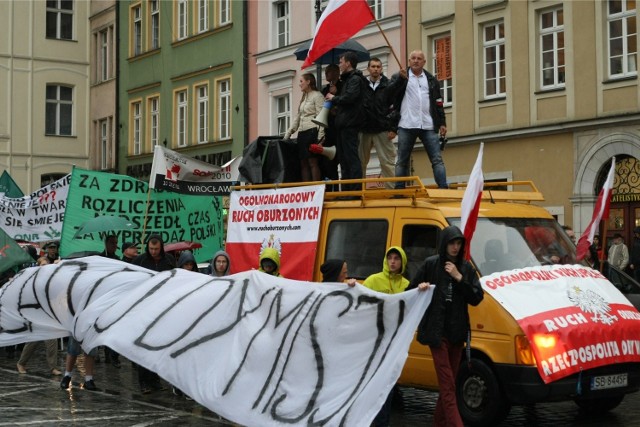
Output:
top-left (567, 286), bottom-right (617, 325)
top-left (259, 234), bottom-right (282, 257)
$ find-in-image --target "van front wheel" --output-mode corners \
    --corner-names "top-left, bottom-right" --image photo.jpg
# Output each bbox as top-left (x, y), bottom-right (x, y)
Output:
top-left (456, 358), bottom-right (510, 427)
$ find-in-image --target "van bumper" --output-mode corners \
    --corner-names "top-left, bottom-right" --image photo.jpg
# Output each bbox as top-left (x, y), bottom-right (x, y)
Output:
top-left (494, 363), bottom-right (640, 404)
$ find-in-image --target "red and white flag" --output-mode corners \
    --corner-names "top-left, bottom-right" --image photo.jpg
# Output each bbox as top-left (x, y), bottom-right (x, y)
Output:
top-left (576, 157), bottom-right (616, 260)
top-left (460, 143), bottom-right (484, 260)
top-left (302, 0), bottom-right (374, 69)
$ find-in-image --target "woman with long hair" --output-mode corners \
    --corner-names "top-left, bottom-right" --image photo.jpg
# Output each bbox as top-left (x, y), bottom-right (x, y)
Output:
top-left (284, 73), bottom-right (325, 182)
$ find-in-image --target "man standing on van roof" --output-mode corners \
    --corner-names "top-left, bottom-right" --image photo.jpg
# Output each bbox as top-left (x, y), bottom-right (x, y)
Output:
top-left (388, 50), bottom-right (448, 189)
top-left (409, 225), bottom-right (484, 427)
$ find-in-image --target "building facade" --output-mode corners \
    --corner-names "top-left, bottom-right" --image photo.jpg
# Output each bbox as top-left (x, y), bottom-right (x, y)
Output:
top-left (118, 0), bottom-right (246, 179)
top-left (90, 0), bottom-right (118, 172)
top-left (0, 0), bottom-right (91, 193)
top-left (407, 0), bottom-right (640, 244)
top-left (248, 0), bottom-right (406, 178)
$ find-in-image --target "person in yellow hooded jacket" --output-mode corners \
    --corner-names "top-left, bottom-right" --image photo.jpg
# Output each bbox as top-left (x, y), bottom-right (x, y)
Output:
top-left (362, 246), bottom-right (409, 427)
top-left (362, 246), bottom-right (409, 294)
top-left (258, 247), bottom-right (282, 277)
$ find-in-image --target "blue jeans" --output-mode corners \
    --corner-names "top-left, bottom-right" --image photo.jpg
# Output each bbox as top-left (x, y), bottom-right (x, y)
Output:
top-left (395, 128), bottom-right (447, 189)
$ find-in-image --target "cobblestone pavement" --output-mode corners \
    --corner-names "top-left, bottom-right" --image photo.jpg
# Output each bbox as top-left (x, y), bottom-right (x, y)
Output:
top-left (1, 344), bottom-right (639, 426)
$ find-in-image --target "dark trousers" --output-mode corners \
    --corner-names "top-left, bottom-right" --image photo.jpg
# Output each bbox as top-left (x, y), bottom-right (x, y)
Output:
top-left (138, 366), bottom-right (160, 388)
top-left (336, 127), bottom-right (362, 191)
top-left (430, 339), bottom-right (464, 427)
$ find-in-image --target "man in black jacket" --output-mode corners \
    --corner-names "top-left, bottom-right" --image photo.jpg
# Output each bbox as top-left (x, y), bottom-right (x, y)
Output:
top-left (132, 235), bottom-right (176, 393)
top-left (409, 225), bottom-right (484, 427)
top-left (325, 51), bottom-right (365, 191)
top-left (388, 50), bottom-right (448, 189)
top-left (359, 57), bottom-right (396, 189)
top-left (629, 227), bottom-right (640, 281)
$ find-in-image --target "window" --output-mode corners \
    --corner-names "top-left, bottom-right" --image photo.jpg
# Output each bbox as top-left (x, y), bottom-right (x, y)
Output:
top-left (608, 0), bottom-right (637, 77)
top-left (432, 35), bottom-right (453, 106)
top-left (274, 1), bottom-right (289, 48)
top-left (325, 220), bottom-right (389, 279)
top-left (132, 4), bottom-right (142, 55)
top-left (483, 21), bottom-right (506, 98)
top-left (197, 85), bottom-right (209, 144)
top-left (46, 0), bottom-right (73, 40)
top-left (219, 0), bottom-right (230, 25)
top-left (198, 0), bottom-right (208, 33)
top-left (275, 94), bottom-right (290, 136)
top-left (540, 8), bottom-right (565, 88)
top-left (178, 0), bottom-right (188, 40)
top-left (45, 85), bottom-right (73, 136)
top-left (100, 119), bottom-right (109, 170)
top-left (402, 225), bottom-right (439, 281)
top-left (150, 0), bottom-right (160, 49)
top-left (132, 101), bottom-right (141, 155)
top-left (218, 79), bottom-right (231, 140)
top-left (368, 0), bottom-right (382, 20)
top-left (176, 90), bottom-right (188, 146)
top-left (99, 29), bottom-right (109, 82)
top-left (149, 97), bottom-right (159, 147)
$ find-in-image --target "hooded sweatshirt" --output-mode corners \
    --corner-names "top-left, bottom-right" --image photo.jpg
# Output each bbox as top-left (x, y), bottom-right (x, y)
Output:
top-left (132, 235), bottom-right (176, 272)
top-left (363, 246), bottom-right (409, 294)
top-left (408, 225), bottom-right (484, 347)
top-left (210, 250), bottom-right (231, 277)
top-left (258, 247), bottom-right (282, 277)
top-left (177, 251), bottom-right (197, 271)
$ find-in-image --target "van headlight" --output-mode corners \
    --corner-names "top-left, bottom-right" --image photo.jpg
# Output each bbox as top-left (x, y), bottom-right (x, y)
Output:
top-left (515, 335), bottom-right (536, 365)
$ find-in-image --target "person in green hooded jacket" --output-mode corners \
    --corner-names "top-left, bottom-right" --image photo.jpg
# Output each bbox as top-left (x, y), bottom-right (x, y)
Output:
top-left (361, 246), bottom-right (409, 427)
top-left (362, 246), bottom-right (409, 294)
top-left (258, 247), bottom-right (282, 277)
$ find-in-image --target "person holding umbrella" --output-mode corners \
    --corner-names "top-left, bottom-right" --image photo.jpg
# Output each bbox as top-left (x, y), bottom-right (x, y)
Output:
top-left (284, 73), bottom-right (325, 182)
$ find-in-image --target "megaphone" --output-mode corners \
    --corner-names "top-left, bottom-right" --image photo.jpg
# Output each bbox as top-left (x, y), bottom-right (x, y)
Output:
top-left (312, 101), bottom-right (332, 128)
top-left (309, 144), bottom-right (336, 160)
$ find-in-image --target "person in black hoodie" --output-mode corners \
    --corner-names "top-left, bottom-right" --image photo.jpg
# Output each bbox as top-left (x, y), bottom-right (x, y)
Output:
top-left (359, 57), bottom-right (396, 189)
top-left (325, 51), bottom-right (365, 191)
top-left (408, 225), bottom-right (484, 427)
top-left (132, 234), bottom-right (175, 394)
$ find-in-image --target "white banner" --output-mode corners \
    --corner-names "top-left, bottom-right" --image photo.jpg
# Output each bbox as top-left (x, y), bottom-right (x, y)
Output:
top-left (0, 257), bottom-right (432, 427)
top-left (482, 265), bottom-right (640, 383)
top-left (227, 185), bottom-right (325, 280)
top-left (149, 145), bottom-right (239, 195)
top-left (0, 174), bottom-right (70, 242)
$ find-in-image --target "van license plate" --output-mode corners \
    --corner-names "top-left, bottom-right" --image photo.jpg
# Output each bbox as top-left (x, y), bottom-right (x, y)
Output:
top-left (590, 373), bottom-right (628, 390)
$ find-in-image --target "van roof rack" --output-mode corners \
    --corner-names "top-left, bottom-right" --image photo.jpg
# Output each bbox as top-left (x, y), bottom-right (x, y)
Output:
top-left (232, 176), bottom-right (544, 203)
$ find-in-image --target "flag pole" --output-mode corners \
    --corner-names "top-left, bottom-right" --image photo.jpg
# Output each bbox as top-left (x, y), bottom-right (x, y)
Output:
top-left (140, 187), bottom-right (152, 248)
top-left (371, 17), bottom-right (403, 69)
top-left (600, 219), bottom-right (609, 273)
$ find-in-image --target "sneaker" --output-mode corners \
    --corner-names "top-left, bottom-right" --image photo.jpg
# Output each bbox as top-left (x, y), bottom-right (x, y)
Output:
top-left (16, 363), bottom-right (27, 374)
top-left (83, 379), bottom-right (97, 391)
top-left (172, 386), bottom-right (184, 397)
top-left (60, 375), bottom-right (72, 389)
top-left (51, 368), bottom-right (62, 376)
top-left (111, 359), bottom-right (121, 369)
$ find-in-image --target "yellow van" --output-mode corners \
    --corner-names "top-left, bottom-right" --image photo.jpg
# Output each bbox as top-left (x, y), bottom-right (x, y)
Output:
top-left (238, 177), bottom-right (640, 427)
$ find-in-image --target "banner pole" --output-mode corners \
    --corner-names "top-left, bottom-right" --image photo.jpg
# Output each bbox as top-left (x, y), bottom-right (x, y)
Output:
top-left (140, 187), bottom-right (152, 247)
top-left (600, 219), bottom-right (608, 273)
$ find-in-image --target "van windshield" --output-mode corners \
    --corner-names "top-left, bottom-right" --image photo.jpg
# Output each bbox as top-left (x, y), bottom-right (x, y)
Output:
top-left (449, 218), bottom-right (580, 276)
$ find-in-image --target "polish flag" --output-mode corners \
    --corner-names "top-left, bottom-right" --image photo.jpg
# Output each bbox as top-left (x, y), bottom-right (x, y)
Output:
top-left (460, 143), bottom-right (484, 260)
top-left (302, 0), bottom-right (374, 69)
top-left (576, 157), bottom-right (616, 260)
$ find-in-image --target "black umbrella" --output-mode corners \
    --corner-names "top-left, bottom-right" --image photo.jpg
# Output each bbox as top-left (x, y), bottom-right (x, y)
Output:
top-left (293, 39), bottom-right (370, 65)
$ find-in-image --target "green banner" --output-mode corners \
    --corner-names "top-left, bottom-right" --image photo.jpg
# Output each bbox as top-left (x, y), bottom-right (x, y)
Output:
top-left (0, 228), bottom-right (34, 273)
top-left (0, 171), bottom-right (24, 198)
top-left (60, 168), bottom-right (223, 263)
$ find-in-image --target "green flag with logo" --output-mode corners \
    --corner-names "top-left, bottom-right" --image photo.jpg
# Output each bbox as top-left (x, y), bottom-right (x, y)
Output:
top-left (0, 171), bottom-right (24, 198)
top-left (0, 228), bottom-right (34, 273)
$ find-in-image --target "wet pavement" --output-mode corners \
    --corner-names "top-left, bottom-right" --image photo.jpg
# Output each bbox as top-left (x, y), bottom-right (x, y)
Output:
top-left (1, 343), bottom-right (640, 426)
